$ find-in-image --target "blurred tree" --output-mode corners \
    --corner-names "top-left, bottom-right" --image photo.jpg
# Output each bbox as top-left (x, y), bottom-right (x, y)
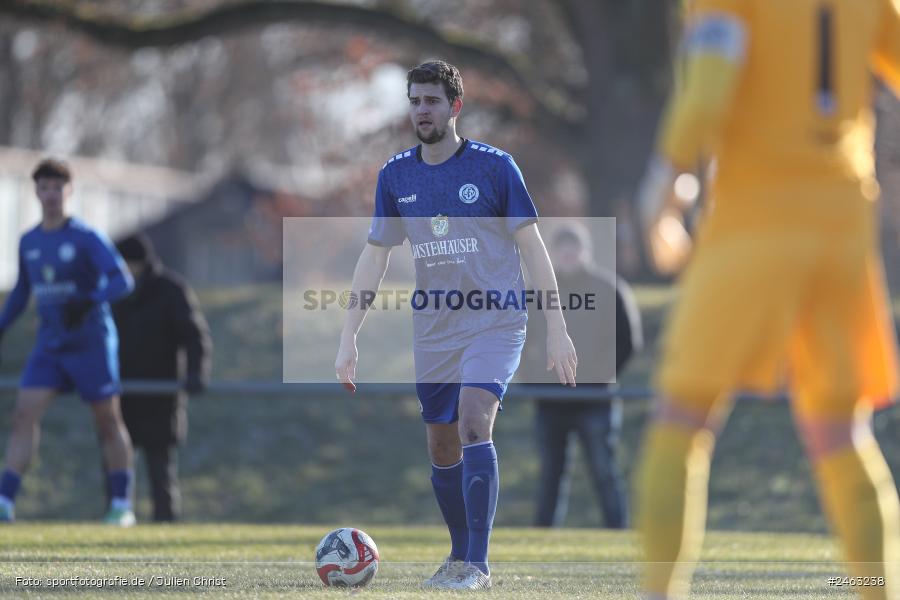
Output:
top-left (2, 0), bottom-right (676, 216)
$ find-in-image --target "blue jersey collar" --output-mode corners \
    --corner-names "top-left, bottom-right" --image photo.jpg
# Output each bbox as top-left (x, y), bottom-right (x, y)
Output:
top-left (415, 138), bottom-right (469, 162)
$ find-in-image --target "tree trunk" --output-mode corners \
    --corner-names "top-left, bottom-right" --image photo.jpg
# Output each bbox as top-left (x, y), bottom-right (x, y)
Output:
top-left (559, 0), bottom-right (670, 217)
top-left (0, 26), bottom-right (18, 145)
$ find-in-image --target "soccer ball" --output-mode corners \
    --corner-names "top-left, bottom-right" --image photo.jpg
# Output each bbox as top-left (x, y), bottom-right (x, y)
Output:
top-left (315, 527), bottom-right (380, 588)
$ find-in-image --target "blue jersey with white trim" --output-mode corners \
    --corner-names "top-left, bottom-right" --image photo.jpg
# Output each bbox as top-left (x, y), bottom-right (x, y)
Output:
top-left (0, 217), bottom-right (133, 350)
top-left (369, 139), bottom-right (538, 350)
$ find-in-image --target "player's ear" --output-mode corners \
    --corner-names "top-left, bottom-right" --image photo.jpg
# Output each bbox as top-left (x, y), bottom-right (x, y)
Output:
top-left (451, 97), bottom-right (463, 118)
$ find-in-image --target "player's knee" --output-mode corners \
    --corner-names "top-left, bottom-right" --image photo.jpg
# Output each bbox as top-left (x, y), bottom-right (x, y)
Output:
top-left (428, 437), bottom-right (462, 465)
top-left (456, 400), bottom-right (497, 444)
top-left (653, 393), bottom-right (728, 435)
top-left (795, 417), bottom-right (864, 462)
top-left (426, 423), bottom-right (462, 464)
top-left (458, 421), bottom-right (490, 445)
top-left (457, 407), bottom-right (493, 444)
top-left (11, 404), bottom-right (41, 430)
top-left (430, 446), bottom-right (462, 466)
top-left (794, 396), bottom-right (872, 457)
top-left (12, 390), bottom-right (53, 428)
top-left (658, 376), bottom-right (727, 421)
top-left (92, 410), bottom-right (122, 439)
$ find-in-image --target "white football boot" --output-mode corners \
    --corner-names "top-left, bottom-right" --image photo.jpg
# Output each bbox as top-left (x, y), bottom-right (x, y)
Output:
top-left (442, 562), bottom-right (492, 590)
top-left (422, 555), bottom-right (465, 588)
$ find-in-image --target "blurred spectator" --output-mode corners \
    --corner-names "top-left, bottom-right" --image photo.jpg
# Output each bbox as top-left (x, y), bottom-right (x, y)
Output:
top-left (615, 202), bottom-right (642, 277)
top-left (524, 223), bottom-right (642, 528)
top-left (108, 233), bottom-right (212, 522)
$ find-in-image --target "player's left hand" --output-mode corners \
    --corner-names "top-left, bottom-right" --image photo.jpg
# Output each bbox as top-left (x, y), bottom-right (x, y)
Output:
top-left (636, 154), bottom-right (695, 275)
top-left (546, 327), bottom-right (577, 387)
top-left (62, 297), bottom-right (94, 330)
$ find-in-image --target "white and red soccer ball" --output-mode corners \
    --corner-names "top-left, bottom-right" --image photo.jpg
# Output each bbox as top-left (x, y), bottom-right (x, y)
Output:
top-left (315, 527), bottom-right (380, 588)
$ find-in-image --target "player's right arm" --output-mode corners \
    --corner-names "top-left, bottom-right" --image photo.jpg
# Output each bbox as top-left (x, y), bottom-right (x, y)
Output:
top-left (637, 0), bottom-right (748, 274)
top-left (0, 241), bottom-right (33, 336)
top-left (334, 243), bottom-right (393, 392)
top-left (335, 167), bottom-right (404, 391)
top-left (656, 0), bottom-right (748, 170)
top-left (872, 0), bottom-right (900, 97)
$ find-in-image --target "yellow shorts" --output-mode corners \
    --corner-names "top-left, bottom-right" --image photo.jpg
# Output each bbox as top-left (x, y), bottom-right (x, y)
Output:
top-left (657, 197), bottom-right (898, 420)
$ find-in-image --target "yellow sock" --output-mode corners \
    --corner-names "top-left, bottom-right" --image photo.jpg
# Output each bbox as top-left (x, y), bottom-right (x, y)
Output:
top-left (813, 440), bottom-right (900, 600)
top-left (635, 422), bottom-right (716, 600)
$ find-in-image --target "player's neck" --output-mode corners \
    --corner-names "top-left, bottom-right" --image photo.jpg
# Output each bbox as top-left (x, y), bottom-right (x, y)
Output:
top-left (41, 213), bottom-right (68, 231)
top-left (420, 131), bottom-right (463, 166)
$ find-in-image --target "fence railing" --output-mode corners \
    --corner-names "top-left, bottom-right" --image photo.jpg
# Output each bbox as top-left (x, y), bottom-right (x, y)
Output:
top-left (0, 378), bottom-right (805, 403)
top-left (0, 377), bottom-right (651, 400)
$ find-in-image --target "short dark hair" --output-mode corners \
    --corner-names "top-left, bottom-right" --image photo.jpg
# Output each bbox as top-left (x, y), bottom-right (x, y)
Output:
top-left (407, 60), bottom-right (464, 104)
top-left (116, 233), bottom-right (155, 264)
top-left (32, 158), bottom-right (72, 183)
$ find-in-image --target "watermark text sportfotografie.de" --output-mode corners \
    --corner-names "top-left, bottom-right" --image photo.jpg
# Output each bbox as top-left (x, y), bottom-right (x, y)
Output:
top-left (301, 289), bottom-right (598, 312)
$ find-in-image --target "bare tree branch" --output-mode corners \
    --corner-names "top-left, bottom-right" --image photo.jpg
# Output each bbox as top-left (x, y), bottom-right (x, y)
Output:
top-left (4, 0), bottom-right (583, 141)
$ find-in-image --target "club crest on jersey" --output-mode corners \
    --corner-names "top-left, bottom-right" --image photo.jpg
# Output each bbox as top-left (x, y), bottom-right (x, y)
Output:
top-left (58, 242), bottom-right (76, 262)
top-left (431, 214), bottom-right (449, 237)
top-left (458, 183), bottom-right (479, 204)
top-left (42, 264), bottom-right (55, 283)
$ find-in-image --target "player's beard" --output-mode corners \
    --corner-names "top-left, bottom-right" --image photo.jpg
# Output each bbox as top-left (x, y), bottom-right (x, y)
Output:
top-left (40, 197), bottom-right (64, 219)
top-left (415, 120), bottom-right (448, 144)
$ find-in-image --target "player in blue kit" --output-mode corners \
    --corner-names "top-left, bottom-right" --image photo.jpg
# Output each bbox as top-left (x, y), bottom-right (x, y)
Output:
top-left (0, 159), bottom-right (136, 525)
top-left (335, 61), bottom-right (577, 590)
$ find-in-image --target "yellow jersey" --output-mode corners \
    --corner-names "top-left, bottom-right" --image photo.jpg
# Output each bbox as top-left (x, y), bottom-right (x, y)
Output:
top-left (660, 0), bottom-right (900, 205)
top-left (654, 0), bottom-right (900, 410)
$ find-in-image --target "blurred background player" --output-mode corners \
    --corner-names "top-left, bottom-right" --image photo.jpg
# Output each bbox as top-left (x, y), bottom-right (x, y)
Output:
top-left (634, 1), bottom-right (900, 599)
top-left (523, 222), bottom-right (642, 529)
top-left (105, 233), bottom-right (212, 522)
top-left (0, 159), bottom-right (136, 525)
top-left (334, 60), bottom-right (577, 590)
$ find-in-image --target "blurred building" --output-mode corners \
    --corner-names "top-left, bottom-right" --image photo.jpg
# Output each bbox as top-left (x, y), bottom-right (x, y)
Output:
top-left (140, 172), bottom-right (311, 288)
top-left (0, 147), bottom-right (328, 290)
top-left (0, 146), bottom-right (198, 290)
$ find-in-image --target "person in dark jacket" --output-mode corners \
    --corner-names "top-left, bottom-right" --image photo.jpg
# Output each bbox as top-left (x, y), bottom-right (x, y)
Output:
top-left (109, 233), bottom-right (212, 521)
top-left (523, 222), bottom-right (643, 528)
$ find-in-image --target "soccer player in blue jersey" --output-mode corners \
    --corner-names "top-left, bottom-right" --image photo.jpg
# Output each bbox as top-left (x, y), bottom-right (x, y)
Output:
top-left (0, 159), bottom-right (136, 525)
top-left (335, 60), bottom-right (577, 590)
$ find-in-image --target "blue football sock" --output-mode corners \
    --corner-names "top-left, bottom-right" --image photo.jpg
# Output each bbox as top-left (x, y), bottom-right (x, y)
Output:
top-left (462, 441), bottom-right (498, 575)
top-left (0, 469), bottom-right (21, 502)
top-left (108, 470), bottom-right (133, 505)
top-left (431, 461), bottom-right (468, 560)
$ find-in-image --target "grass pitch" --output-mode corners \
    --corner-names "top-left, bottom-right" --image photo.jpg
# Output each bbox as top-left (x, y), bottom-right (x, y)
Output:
top-left (0, 523), bottom-right (859, 598)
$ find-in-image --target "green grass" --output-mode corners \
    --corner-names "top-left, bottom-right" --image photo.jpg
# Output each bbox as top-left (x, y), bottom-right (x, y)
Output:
top-left (0, 283), bottom-right (899, 533)
top-left (0, 524), bottom-right (858, 599)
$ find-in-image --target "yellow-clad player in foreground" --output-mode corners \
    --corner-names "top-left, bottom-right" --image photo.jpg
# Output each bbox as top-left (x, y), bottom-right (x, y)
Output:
top-left (635, 0), bottom-right (900, 598)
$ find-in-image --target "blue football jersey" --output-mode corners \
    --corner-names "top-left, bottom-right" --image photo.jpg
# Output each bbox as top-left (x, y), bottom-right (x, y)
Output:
top-left (368, 140), bottom-right (538, 350)
top-left (0, 217), bottom-right (133, 350)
